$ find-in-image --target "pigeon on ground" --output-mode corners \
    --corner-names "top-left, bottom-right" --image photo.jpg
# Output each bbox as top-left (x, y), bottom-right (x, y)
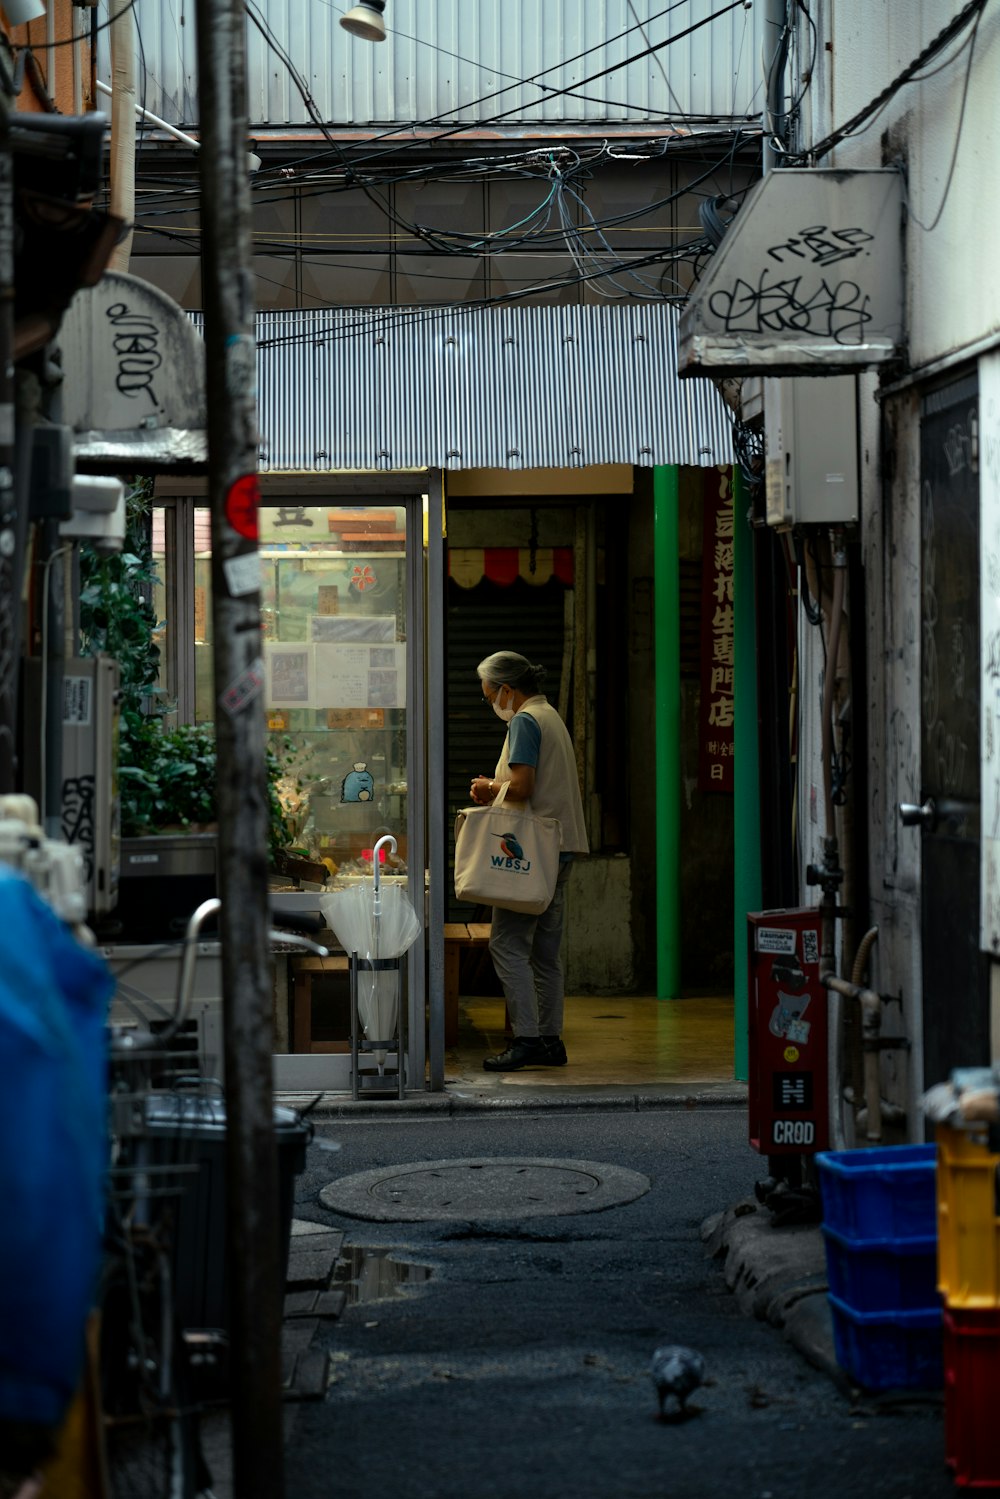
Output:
top-left (650, 1345), bottom-right (706, 1419)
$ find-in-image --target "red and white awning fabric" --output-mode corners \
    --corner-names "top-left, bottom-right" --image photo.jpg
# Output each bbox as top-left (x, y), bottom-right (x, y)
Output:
top-left (448, 547), bottom-right (574, 589)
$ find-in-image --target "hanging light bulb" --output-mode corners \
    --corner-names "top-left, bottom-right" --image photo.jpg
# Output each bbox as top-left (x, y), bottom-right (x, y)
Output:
top-left (1, 0), bottom-right (46, 23)
top-left (339, 1), bottom-right (387, 42)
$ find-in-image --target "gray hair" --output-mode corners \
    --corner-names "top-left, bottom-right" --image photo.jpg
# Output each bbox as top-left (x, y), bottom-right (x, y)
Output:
top-left (477, 651), bottom-right (547, 694)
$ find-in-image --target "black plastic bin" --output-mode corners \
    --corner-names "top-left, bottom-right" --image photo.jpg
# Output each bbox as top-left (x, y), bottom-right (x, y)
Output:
top-left (138, 1093), bottom-right (311, 1334)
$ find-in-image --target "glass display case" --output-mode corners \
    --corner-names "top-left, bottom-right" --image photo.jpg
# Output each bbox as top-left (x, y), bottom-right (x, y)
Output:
top-left (156, 500), bottom-right (410, 879)
top-left (150, 490), bottom-right (430, 1088)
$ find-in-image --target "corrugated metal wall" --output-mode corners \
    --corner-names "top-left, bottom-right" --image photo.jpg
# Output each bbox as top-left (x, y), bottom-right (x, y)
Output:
top-left (125, 0), bottom-right (765, 130)
top-left (244, 303), bottom-right (732, 471)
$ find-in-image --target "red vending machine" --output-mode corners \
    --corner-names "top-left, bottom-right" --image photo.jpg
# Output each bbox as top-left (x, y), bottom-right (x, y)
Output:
top-left (747, 908), bottom-right (828, 1155)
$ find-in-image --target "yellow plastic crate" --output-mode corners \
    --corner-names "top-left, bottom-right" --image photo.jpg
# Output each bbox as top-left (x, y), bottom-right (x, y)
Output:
top-left (936, 1124), bottom-right (1000, 1308)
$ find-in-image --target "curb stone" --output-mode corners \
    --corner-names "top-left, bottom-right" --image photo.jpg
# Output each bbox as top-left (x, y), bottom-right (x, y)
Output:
top-left (277, 1087), bottom-right (748, 1118)
top-left (703, 1196), bottom-right (843, 1385)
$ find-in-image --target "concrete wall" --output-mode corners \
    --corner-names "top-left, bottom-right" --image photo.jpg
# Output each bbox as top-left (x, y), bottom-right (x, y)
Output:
top-left (792, 2), bottom-right (1000, 1120)
top-left (565, 854), bottom-right (633, 992)
top-left (803, 4), bottom-right (1000, 372)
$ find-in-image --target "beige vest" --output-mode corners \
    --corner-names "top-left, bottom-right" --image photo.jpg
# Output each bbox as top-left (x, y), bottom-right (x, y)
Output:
top-left (495, 695), bottom-right (589, 854)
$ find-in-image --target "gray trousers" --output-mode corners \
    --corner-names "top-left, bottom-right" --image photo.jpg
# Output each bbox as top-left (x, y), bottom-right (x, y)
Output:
top-left (488, 863), bottom-right (573, 1038)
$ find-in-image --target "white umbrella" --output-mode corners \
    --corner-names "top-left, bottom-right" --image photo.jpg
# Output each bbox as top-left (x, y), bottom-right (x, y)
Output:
top-left (319, 838), bottom-right (421, 1071)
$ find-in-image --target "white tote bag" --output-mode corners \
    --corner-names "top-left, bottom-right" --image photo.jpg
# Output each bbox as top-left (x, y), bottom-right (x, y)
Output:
top-left (454, 782), bottom-right (562, 915)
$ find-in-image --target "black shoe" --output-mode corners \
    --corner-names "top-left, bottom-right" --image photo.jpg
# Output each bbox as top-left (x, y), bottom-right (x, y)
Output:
top-left (541, 1036), bottom-right (568, 1066)
top-left (483, 1037), bottom-right (549, 1072)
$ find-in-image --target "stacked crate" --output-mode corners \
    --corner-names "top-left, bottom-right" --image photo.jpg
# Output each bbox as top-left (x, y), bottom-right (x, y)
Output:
top-left (936, 1124), bottom-right (1000, 1489)
top-left (816, 1145), bottom-right (942, 1390)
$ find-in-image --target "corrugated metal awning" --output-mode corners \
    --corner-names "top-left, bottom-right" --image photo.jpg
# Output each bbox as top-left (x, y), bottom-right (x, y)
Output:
top-left (251, 305), bottom-right (733, 473)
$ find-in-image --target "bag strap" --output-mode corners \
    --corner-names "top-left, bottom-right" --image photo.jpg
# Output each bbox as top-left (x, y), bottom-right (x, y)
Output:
top-left (492, 780), bottom-right (541, 816)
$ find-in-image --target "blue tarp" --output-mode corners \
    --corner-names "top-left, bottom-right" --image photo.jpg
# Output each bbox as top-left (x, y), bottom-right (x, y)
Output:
top-left (0, 868), bottom-right (113, 1429)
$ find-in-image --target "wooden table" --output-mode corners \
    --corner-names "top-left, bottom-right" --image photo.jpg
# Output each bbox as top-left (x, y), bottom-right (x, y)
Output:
top-left (443, 921), bottom-right (492, 1045)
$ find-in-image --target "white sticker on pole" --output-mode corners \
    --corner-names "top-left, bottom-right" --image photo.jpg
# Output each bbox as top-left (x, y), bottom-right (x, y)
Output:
top-left (223, 551), bottom-right (260, 598)
top-left (756, 927), bottom-right (798, 955)
top-left (220, 658), bottom-right (265, 717)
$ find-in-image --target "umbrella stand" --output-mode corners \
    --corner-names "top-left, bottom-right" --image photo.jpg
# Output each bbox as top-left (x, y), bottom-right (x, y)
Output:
top-left (322, 833), bottom-right (420, 1100)
top-left (349, 953), bottom-right (406, 1100)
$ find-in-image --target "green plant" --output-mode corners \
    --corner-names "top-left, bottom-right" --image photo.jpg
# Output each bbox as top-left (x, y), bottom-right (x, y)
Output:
top-left (79, 484), bottom-right (294, 853)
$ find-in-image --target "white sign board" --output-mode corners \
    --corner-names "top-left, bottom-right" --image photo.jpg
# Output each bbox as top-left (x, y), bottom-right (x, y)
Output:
top-left (981, 351), bottom-right (1000, 954)
top-left (678, 170), bottom-right (904, 377)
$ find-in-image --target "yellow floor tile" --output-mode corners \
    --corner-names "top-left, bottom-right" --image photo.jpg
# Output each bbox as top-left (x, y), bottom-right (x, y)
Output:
top-left (450, 992), bottom-right (736, 1090)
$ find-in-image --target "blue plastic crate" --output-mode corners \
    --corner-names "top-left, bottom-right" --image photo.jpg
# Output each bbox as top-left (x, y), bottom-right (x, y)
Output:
top-left (829, 1293), bottom-right (943, 1390)
top-left (816, 1145), bottom-right (937, 1241)
top-left (822, 1225), bottom-right (939, 1312)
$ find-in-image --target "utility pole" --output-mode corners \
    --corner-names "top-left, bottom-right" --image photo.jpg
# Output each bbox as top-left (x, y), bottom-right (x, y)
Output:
top-left (0, 68), bottom-right (16, 793)
top-left (193, 4), bottom-right (283, 1496)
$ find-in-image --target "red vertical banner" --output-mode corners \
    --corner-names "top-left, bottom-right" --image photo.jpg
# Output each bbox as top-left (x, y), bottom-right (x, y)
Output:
top-left (698, 467), bottom-right (735, 793)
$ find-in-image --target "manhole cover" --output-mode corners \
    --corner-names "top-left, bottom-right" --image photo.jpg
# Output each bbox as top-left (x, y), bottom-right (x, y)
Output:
top-left (318, 1157), bottom-right (650, 1222)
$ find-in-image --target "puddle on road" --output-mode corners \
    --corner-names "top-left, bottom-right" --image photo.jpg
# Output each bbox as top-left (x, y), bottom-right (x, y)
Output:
top-left (333, 1247), bottom-right (433, 1305)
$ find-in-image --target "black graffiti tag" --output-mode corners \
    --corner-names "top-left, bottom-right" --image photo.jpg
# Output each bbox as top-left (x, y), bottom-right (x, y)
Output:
top-left (767, 224), bottom-right (874, 267)
top-left (62, 775), bottom-right (95, 882)
top-left (707, 271), bottom-right (872, 344)
top-left (106, 301), bottom-right (163, 408)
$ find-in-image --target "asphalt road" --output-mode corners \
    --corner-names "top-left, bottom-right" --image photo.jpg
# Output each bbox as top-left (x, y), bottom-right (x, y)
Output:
top-left (285, 1107), bottom-right (952, 1499)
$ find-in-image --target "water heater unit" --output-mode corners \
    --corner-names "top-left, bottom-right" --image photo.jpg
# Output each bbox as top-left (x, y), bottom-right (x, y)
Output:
top-left (764, 376), bottom-right (859, 528)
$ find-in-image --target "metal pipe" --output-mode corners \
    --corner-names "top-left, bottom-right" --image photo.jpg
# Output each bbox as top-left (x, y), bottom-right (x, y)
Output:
top-left (821, 536), bottom-right (847, 846)
top-left (426, 473), bottom-right (446, 1091)
top-left (71, 3), bottom-right (82, 114)
top-left (653, 465), bottom-right (680, 1000)
top-left (108, 0), bottom-right (136, 270)
top-left (761, 0), bottom-right (789, 173)
top-left (96, 79), bottom-right (201, 150)
top-left (824, 973), bottom-right (885, 1144)
top-left (851, 925), bottom-right (879, 987)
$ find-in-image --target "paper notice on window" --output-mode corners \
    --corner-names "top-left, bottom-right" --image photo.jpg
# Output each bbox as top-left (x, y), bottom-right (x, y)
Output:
top-left (313, 643), bottom-right (406, 708)
top-left (264, 643), bottom-right (314, 708)
top-left (309, 614), bottom-right (395, 643)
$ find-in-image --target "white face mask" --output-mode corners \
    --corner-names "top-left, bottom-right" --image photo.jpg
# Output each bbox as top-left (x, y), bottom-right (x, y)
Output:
top-left (492, 686), bottom-right (515, 723)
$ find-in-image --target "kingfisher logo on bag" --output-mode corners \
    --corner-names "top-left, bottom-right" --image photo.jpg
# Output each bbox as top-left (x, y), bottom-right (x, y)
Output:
top-left (491, 831), bottom-right (532, 873)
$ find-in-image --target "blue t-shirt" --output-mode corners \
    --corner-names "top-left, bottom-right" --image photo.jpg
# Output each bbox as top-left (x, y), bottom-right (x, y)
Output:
top-left (507, 712), bottom-right (573, 864)
top-left (507, 711), bottom-right (541, 768)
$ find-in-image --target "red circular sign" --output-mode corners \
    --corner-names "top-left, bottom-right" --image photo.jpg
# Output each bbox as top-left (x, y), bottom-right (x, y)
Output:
top-left (225, 474), bottom-right (260, 540)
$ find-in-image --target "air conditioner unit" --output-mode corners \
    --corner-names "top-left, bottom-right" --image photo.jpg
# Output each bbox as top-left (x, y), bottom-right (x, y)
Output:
top-left (764, 376), bottom-right (859, 528)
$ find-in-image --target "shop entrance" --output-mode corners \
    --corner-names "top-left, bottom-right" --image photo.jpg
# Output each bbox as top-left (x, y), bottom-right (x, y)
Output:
top-left (148, 482), bottom-right (429, 1093)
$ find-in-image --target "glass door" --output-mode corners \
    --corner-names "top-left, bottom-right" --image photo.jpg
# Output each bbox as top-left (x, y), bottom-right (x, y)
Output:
top-left (155, 492), bottom-right (426, 1093)
top-left (258, 500), bottom-right (422, 1091)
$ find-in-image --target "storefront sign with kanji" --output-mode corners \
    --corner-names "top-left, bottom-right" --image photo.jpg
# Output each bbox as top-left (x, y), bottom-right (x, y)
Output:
top-left (698, 467), bottom-right (735, 793)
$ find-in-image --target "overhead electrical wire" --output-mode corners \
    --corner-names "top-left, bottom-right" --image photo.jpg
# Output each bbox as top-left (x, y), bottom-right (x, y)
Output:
top-left (15, 0), bottom-right (139, 50)
top-left (902, 6), bottom-right (981, 233)
top-left (247, 235), bottom-right (715, 354)
top-left (312, 0), bottom-right (725, 126)
top-left (302, 0), bottom-right (754, 184)
top-left (249, 0), bottom-right (754, 187)
top-left (133, 142), bottom-right (731, 299)
top-left (787, 0), bottom-right (988, 164)
top-left (127, 0), bottom-right (765, 323)
top-left (131, 0), bottom-right (763, 249)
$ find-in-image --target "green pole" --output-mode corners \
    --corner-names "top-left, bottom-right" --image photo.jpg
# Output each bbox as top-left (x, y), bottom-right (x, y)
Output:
top-left (654, 465), bottom-right (681, 999)
top-left (732, 467), bottom-right (761, 1081)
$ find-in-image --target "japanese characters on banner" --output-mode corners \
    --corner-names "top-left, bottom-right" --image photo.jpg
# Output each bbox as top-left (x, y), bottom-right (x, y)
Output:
top-left (981, 351), bottom-right (1000, 953)
top-left (698, 466), bottom-right (735, 793)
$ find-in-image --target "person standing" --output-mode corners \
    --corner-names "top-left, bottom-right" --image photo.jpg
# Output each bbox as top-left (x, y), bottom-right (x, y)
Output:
top-left (469, 651), bottom-right (589, 1070)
